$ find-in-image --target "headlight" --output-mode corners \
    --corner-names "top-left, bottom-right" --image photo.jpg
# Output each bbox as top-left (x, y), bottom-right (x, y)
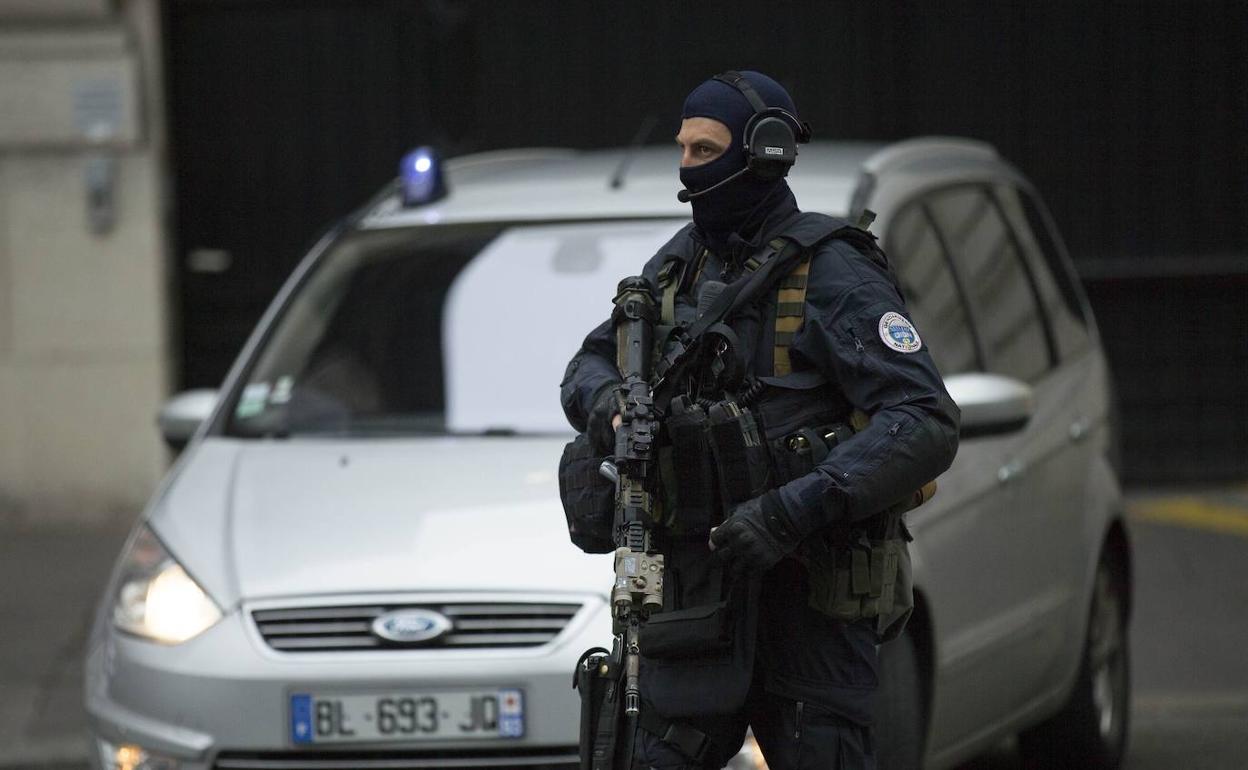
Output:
top-left (112, 525), bottom-right (222, 644)
top-left (96, 738), bottom-right (180, 770)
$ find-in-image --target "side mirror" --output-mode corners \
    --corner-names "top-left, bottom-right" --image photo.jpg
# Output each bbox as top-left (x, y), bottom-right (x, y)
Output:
top-left (157, 389), bottom-right (218, 451)
top-left (944, 373), bottom-right (1034, 438)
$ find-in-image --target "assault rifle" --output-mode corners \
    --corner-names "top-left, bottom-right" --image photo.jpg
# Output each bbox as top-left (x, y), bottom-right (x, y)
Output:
top-left (578, 248), bottom-right (810, 768)
top-left (584, 276), bottom-right (665, 769)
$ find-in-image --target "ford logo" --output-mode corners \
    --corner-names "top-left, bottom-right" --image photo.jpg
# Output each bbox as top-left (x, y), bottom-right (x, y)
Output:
top-left (371, 609), bottom-right (452, 645)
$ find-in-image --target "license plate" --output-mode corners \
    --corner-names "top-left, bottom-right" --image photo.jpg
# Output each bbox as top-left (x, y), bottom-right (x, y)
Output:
top-left (290, 689), bottom-right (523, 744)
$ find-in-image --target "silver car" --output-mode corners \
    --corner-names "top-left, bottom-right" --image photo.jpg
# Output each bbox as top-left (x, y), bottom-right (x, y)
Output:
top-left (85, 139), bottom-right (1130, 770)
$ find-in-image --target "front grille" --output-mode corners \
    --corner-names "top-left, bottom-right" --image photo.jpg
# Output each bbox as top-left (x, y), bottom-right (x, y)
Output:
top-left (213, 746), bottom-right (579, 769)
top-left (252, 601), bottom-right (582, 652)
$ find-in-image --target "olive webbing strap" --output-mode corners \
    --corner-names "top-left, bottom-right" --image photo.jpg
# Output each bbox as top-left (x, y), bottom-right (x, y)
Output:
top-left (769, 244), bottom-right (873, 432)
top-left (657, 258), bottom-right (684, 327)
top-left (766, 227), bottom-right (894, 387)
top-left (657, 248), bottom-right (709, 327)
top-left (772, 255), bottom-right (811, 376)
top-left (683, 238), bottom-right (804, 345)
top-left (652, 257), bottom-right (688, 374)
top-left (690, 247), bottom-right (710, 287)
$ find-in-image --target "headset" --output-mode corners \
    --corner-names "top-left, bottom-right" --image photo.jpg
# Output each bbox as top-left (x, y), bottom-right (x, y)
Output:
top-left (677, 71), bottom-right (813, 202)
top-left (713, 70), bottom-right (812, 180)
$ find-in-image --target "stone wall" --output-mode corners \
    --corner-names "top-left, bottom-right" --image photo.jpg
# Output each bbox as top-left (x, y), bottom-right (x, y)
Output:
top-left (0, 0), bottom-right (170, 525)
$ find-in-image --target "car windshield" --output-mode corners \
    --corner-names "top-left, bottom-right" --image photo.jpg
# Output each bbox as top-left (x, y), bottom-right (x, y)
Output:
top-left (225, 219), bottom-right (688, 438)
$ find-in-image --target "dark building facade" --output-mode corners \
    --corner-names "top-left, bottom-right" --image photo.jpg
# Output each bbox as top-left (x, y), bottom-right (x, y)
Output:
top-left (165, 0), bottom-right (1248, 481)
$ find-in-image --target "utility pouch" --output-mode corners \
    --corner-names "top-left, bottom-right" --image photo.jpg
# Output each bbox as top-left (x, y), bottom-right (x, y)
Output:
top-left (706, 401), bottom-right (770, 510)
top-left (557, 433), bottom-right (615, 554)
top-left (639, 601), bottom-right (732, 660)
top-left (663, 396), bottom-right (717, 534)
top-left (803, 513), bottom-right (915, 641)
top-left (641, 575), bottom-right (762, 718)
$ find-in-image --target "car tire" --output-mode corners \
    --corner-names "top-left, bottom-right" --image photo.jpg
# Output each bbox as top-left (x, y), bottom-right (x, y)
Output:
top-left (1018, 554), bottom-right (1130, 769)
top-left (874, 629), bottom-right (925, 770)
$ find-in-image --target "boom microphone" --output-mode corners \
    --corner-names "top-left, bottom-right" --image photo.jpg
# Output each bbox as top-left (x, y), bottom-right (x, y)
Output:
top-left (676, 166), bottom-right (748, 203)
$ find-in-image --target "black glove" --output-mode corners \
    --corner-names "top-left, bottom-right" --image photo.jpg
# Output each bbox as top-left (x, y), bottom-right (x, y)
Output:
top-left (710, 490), bottom-right (805, 579)
top-left (587, 383), bottom-right (623, 455)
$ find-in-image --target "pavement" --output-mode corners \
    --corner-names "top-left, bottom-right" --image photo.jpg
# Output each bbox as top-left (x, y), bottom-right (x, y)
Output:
top-left (2, 486), bottom-right (1247, 769)
top-left (0, 522), bottom-right (129, 769)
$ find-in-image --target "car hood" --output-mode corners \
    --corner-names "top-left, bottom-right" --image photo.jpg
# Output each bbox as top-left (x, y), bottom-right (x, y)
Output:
top-left (151, 436), bottom-right (611, 606)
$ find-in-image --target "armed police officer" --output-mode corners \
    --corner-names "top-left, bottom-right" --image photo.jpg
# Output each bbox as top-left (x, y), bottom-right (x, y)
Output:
top-left (560, 71), bottom-right (960, 770)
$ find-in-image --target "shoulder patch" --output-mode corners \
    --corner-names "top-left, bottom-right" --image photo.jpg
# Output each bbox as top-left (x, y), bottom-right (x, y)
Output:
top-left (878, 312), bottom-right (922, 353)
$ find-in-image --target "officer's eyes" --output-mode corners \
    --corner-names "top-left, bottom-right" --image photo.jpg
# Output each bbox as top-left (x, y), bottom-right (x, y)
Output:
top-left (676, 141), bottom-right (721, 161)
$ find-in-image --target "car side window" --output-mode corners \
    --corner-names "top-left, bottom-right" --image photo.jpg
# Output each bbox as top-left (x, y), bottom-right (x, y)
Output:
top-left (884, 201), bottom-right (981, 376)
top-left (927, 185), bottom-right (1051, 383)
top-left (994, 185), bottom-right (1092, 361)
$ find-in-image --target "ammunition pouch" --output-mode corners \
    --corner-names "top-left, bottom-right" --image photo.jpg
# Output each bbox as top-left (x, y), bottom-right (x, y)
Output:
top-left (557, 433), bottom-right (616, 554)
top-left (801, 513), bottom-right (915, 641)
top-left (659, 397), bottom-right (771, 535)
top-left (659, 396), bottom-right (717, 535)
top-left (706, 401), bottom-right (770, 508)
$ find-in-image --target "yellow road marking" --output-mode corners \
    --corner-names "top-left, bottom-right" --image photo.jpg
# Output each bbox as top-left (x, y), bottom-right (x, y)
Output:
top-left (1129, 497), bottom-right (1248, 538)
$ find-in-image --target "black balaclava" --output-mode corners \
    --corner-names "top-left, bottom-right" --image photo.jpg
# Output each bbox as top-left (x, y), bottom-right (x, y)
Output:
top-left (679, 70), bottom-right (800, 256)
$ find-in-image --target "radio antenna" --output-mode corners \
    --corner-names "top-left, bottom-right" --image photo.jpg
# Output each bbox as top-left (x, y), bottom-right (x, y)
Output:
top-left (609, 115), bottom-right (659, 190)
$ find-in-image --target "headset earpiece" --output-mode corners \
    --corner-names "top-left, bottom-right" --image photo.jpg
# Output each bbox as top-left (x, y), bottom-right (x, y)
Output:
top-left (744, 112), bottom-right (798, 179)
top-left (712, 71), bottom-right (810, 181)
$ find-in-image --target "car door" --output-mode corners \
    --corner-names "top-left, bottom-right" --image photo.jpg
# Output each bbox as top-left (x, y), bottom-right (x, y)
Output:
top-left (924, 183), bottom-right (1082, 730)
top-left (992, 183), bottom-right (1104, 670)
top-left (882, 194), bottom-right (1045, 746)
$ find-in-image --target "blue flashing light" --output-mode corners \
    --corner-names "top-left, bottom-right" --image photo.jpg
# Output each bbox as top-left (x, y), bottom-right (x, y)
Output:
top-left (400, 146), bottom-right (447, 207)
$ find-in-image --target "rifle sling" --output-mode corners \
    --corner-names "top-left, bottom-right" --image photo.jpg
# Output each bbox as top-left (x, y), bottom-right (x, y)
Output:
top-left (692, 239), bottom-right (803, 339)
top-left (654, 237), bottom-right (806, 403)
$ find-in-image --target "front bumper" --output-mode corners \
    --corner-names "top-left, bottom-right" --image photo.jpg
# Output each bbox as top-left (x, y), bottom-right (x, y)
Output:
top-left (84, 591), bottom-right (611, 769)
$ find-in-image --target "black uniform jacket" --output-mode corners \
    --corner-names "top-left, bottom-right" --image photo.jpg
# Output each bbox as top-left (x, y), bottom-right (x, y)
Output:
top-left (560, 192), bottom-right (960, 535)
